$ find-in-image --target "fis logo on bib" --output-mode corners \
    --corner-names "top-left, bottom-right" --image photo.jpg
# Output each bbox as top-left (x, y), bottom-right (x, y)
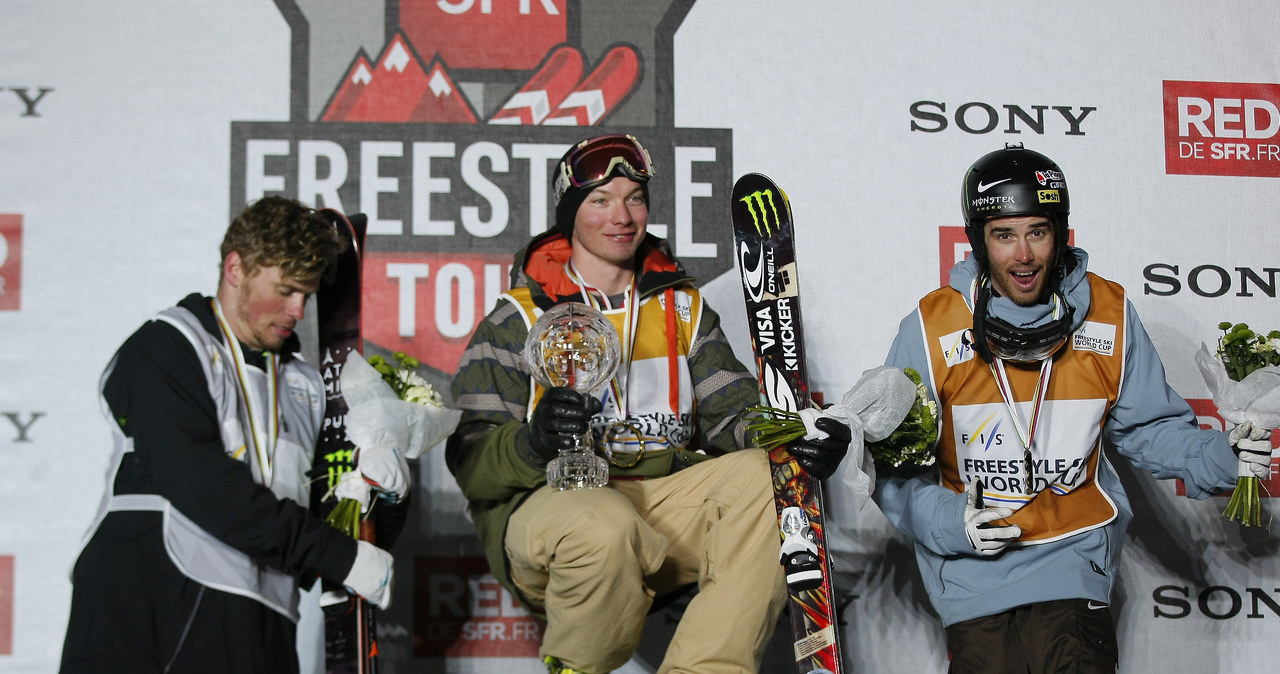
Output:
top-left (940, 328), bottom-right (976, 367)
top-left (1072, 321), bottom-right (1116, 356)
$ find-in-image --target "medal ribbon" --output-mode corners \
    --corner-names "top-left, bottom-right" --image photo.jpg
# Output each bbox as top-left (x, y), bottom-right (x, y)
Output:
top-left (212, 298), bottom-right (279, 486)
top-left (970, 279), bottom-right (1062, 495)
top-left (565, 261), bottom-right (640, 419)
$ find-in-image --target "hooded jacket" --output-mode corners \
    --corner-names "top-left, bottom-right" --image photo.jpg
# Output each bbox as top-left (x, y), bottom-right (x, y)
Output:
top-left (873, 248), bottom-right (1236, 627)
top-left (446, 229), bottom-right (759, 610)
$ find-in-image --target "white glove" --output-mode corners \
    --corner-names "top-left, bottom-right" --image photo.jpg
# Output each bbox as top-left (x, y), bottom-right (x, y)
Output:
top-left (343, 540), bottom-right (395, 610)
top-left (357, 444), bottom-right (411, 502)
top-left (1229, 421), bottom-right (1273, 479)
top-left (964, 480), bottom-right (1021, 556)
top-left (333, 470), bottom-right (372, 512)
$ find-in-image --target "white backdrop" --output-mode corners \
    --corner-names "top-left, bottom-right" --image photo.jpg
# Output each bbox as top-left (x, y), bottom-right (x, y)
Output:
top-left (3, 1), bottom-right (1279, 672)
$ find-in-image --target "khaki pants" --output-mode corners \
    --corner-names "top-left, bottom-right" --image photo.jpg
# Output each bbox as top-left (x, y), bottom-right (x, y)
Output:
top-left (505, 449), bottom-right (787, 673)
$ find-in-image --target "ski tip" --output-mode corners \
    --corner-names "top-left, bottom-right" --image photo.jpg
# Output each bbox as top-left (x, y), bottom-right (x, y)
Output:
top-left (731, 172), bottom-right (794, 232)
top-left (732, 172), bottom-right (791, 206)
top-left (732, 171), bottom-right (775, 192)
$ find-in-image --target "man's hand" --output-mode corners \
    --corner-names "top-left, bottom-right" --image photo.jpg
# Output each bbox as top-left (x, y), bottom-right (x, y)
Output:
top-left (964, 480), bottom-right (1021, 556)
top-left (526, 386), bottom-right (603, 465)
top-left (1230, 420), bottom-right (1273, 479)
top-left (334, 470), bottom-right (372, 512)
top-left (343, 540), bottom-right (395, 609)
top-left (357, 444), bottom-right (411, 503)
top-left (787, 417), bottom-right (852, 480)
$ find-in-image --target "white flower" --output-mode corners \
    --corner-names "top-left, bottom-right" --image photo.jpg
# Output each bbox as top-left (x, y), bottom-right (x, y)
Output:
top-left (403, 384), bottom-right (443, 407)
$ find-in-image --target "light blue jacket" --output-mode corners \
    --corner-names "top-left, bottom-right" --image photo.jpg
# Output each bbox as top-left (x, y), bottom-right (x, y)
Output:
top-left (873, 248), bottom-right (1237, 626)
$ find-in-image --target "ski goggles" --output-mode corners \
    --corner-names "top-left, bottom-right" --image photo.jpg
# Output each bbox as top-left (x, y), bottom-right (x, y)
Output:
top-left (972, 279), bottom-right (1075, 363)
top-left (554, 134), bottom-right (654, 205)
top-left (984, 310), bottom-right (1073, 362)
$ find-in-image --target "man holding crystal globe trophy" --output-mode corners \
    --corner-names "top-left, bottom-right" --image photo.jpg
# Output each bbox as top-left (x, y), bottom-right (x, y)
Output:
top-left (446, 134), bottom-right (852, 674)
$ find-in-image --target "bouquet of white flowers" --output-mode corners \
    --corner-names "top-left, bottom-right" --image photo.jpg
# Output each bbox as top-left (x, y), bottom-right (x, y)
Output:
top-left (327, 351), bottom-right (461, 536)
top-left (866, 368), bottom-right (939, 469)
top-left (1195, 322), bottom-right (1280, 526)
top-left (748, 366), bottom-right (929, 509)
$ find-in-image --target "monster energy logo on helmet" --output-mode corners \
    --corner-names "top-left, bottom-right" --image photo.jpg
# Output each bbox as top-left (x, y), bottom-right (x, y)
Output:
top-left (961, 143), bottom-right (1071, 267)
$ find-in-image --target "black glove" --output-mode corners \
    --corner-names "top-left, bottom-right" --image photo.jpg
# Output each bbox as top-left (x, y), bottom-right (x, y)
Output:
top-left (787, 417), bottom-right (852, 480)
top-left (525, 386), bottom-right (603, 465)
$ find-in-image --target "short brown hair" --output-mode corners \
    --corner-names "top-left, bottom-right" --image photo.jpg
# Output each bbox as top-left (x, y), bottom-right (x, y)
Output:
top-left (220, 196), bottom-right (347, 283)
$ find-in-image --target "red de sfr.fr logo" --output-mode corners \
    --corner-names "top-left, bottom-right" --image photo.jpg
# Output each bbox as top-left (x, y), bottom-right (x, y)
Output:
top-left (0, 214), bottom-right (22, 311)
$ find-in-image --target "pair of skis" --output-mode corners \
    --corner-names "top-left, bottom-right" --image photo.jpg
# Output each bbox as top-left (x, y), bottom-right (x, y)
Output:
top-left (315, 210), bottom-right (378, 674)
top-left (730, 173), bottom-right (845, 674)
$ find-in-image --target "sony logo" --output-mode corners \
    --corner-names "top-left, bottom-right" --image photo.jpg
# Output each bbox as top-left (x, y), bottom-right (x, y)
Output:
top-left (1143, 263), bottom-right (1280, 298)
top-left (910, 101), bottom-right (1096, 135)
top-left (0, 87), bottom-right (53, 117)
top-left (1154, 585), bottom-right (1280, 620)
top-left (2, 412), bottom-right (43, 443)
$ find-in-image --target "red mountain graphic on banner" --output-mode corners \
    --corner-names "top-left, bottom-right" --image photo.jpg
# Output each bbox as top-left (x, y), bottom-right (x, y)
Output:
top-left (410, 60), bottom-right (477, 123)
top-left (335, 33), bottom-right (477, 123)
top-left (321, 54), bottom-right (373, 122)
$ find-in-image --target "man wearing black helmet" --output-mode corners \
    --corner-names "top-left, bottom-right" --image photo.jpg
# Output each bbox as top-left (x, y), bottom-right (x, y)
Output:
top-left (447, 135), bottom-right (844, 674)
top-left (869, 144), bottom-right (1267, 672)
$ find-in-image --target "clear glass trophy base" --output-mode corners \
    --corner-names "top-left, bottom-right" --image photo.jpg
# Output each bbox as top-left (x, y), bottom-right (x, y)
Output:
top-left (547, 449), bottom-right (610, 491)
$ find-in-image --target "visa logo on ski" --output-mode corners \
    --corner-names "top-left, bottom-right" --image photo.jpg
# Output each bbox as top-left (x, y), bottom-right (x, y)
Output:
top-left (940, 328), bottom-right (976, 367)
top-left (753, 301), bottom-right (800, 372)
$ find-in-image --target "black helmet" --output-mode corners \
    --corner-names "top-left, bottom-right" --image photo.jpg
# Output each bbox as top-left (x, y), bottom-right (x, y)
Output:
top-left (961, 143), bottom-right (1070, 268)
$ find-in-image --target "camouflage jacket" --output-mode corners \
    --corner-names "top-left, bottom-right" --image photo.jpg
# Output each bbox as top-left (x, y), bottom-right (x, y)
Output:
top-left (445, 229), bottom-right (759, 608)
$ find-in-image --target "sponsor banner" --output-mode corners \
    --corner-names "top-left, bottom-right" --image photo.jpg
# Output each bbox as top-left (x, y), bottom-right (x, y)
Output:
top-left (0, 556), bottom-right (11, 655)
top-left (0, 215), bottom-right (21, 311)
top-left (938, 226), bottom-right (971, 288)
top-left (361, 251), bottom-right (512, 375)
top-left (1163, 80), bottom-right (1280, 178)
top-left (231, 124), bottom-right (735, 376)
top-left (401, 0), bottom-right (568, 71)
top-left (909, 101), bottom-right (1097, 136)
top-left (2, 412), bottom-right (43, 444)
top-left (1152, 583), bottom-right (1280, 620)
top-left (414, 556), bottom-right (542, 658)
top-left (1141, 261), bottom-right (1280, 299)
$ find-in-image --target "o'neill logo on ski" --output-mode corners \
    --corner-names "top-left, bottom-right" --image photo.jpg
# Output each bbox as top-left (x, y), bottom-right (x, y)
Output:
top-left (731, 173), bottom-right (845, 674)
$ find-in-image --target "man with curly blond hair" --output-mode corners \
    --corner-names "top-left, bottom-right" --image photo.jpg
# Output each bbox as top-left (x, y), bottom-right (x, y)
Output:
top-left (60, 197), bottom-right (397, 673)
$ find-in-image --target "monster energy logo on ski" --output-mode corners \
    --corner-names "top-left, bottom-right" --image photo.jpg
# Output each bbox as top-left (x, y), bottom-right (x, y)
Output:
top-left (740, 189), bottom-right (783, 236)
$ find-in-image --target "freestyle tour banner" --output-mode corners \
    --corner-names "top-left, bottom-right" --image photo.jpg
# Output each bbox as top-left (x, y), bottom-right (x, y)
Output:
top-left (4, 1), bottom-right (1280, 672)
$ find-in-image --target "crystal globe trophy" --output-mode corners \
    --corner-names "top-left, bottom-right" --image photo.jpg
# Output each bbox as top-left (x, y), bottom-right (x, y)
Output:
top-left (523, 302), bottom-right (620, 490)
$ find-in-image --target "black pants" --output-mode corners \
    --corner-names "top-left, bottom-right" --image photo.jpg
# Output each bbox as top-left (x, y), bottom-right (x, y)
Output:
top-left (59, 512), bottom-right (300, 674)
top-left (945, 599), bottom-right (1119, 674)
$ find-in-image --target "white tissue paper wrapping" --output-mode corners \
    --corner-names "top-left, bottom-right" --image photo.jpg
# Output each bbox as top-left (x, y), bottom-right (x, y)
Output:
top-left (1194, 344), bottom-right (1280, 430)
top-left (796, 366), bottom-right (918, 511)
top-left (339, 351), bottom-right (462, 460)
